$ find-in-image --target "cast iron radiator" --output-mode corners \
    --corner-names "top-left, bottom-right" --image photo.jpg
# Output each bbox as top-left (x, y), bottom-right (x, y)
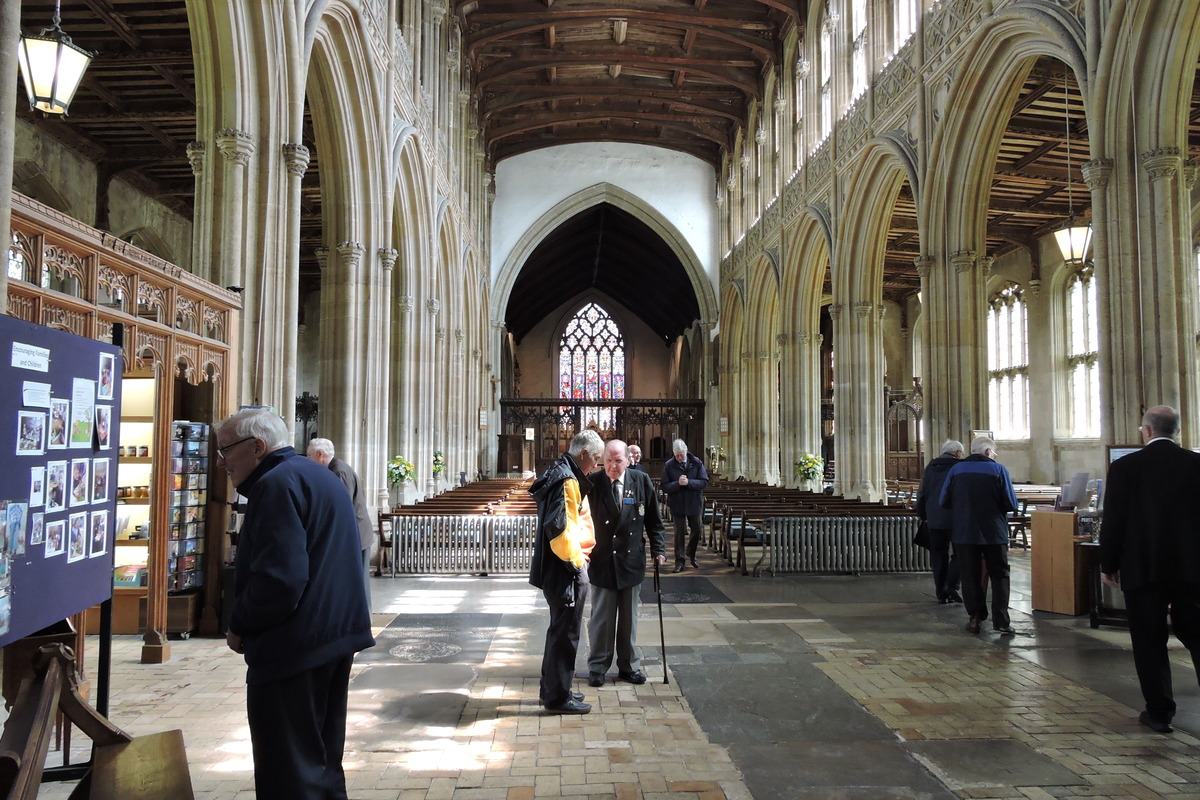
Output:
top-left (389, 515), bottom-right (537, 575)
top-left (760, 515), bottom-right (929, 576)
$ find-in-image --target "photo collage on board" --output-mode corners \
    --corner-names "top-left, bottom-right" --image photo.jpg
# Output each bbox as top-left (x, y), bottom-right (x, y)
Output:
top-left (0, 348), bottom-right (119, 637)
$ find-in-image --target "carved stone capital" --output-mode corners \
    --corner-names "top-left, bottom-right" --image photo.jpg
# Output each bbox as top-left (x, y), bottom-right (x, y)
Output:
top-left (282, 143), bottom-right (311, 178)
top-left (755, 128), bottom-right (769, 145)
top-left (1141, 147), bottom-right (1182, 182)
top-left (979, 255), bottom-right (994, 278)
top-left (186, 141), bottom-right (206, 176)
top-left (430, 2), bottom-right (447, 23)
top-left (1186, 160), bottom-right (1199, 191)
top-left (399, 294), bottom-right (414, 314)
top-left (828, 303), bottom-right (842, 321)
top-left (914, 255), bottom-right (933, 280)
top-left (950, 249), bottom-right (976, 274)
top-left (776, 333), bottom-right (789, 348)
top-left (216, 129), bottom-right (255, 165)
top-left (740, 153), bottom-right (752, 171)
top-left (1082, 157), bottom-right (1114, 190)
top-left (427, 298), bottom-right (441, 315)
top-left (336, 242), bottom-right (364, 269)
top-left (378, 248), bottom-right (398, 271)
top-left (435, 327), bottom-right (446, 341)
top-left (314, 246), bottom-right (330, 271)
top-left (796, 58), bottom-right (810, 79)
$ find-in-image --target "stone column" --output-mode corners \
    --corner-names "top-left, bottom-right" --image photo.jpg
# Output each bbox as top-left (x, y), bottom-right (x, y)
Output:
top-left (320, 242), bottom-right (364, 452)
top-left (391, 290), bottom-right (417, 507)
top-left (186, 142), bottom-right (212, 284)
top-left (214, 129), bottom-right (255, 290)
top-left (832, 300), bottom-right (886, 501)
top-left (1082, 157), bottom-right (1128, 441)
top-left (373, 248), bottom-right (398, 515)
top-left (273, 142), bottom-right (309, 419)
top-left (948, 249), bottom-right (987, 436)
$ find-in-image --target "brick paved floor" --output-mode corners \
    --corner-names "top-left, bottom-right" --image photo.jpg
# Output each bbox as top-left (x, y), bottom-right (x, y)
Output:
top-left (22, 550), bottom-right (1200, 799)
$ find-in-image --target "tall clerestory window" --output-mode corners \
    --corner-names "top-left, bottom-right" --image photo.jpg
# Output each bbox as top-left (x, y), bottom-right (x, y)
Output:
top-left (559, 301), bottom-right (625, 431)
top-left (987, 282), bottom-right (1029, 439)
top-left (850, 0), bottom-right (868, 100)
top-left (819, 13), bottom-right (834, 142)
top-left (1065, 265), bottom-right (1100, 437)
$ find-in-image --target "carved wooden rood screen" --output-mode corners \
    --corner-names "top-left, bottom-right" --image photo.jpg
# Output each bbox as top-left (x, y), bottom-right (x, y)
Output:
top-left (6, 191), bottom-right (241, 664)
top-left (500, 397), bottom-right (705, 477)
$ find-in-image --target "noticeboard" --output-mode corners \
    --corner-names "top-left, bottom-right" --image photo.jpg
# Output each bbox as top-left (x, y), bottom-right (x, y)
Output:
top-left (0, 314), bottom-right (122, 647)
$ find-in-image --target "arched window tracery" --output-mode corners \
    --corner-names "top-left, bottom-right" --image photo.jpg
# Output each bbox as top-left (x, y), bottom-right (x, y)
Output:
top-left (559, 301), bottom-right (625, 430)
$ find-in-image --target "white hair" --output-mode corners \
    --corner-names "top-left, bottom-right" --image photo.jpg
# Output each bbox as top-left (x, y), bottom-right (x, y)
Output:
top-left (568, 430), bottom-right (604, 460)
top-left (672, 439), bottom-right (688, 454)
top-left (970, 435), bottom-right (995, 455)
top-left (218, 408), bottom-right (290, 450)
top-left (307, 437), bottom-right (335, 457)
top-left (941, 439), bottom-right (964, 456)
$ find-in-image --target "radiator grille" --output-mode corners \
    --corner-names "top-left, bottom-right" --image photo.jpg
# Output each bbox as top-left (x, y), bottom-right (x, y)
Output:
top-left (762, 516), bottom-right (929, 575)
top-left (389, 515), bottom-right (537, 575)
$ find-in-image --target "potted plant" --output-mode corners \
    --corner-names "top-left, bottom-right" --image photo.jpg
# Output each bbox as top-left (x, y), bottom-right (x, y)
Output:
top-left (387, 455), bottom-right (416, 487)
top-left (793, 453), bottom-right (823, 487)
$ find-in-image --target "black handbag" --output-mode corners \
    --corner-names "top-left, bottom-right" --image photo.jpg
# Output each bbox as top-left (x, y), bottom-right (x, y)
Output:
top-left (912, 521), bottom-right (931, 549)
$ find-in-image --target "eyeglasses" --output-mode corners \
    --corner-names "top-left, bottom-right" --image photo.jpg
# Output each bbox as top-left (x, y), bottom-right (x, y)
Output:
top-left (216, 436), bottom-right (256, 460)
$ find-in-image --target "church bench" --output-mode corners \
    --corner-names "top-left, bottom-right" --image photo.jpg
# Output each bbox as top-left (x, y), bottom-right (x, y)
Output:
top-left (0, 643), bottom-right (193, 800)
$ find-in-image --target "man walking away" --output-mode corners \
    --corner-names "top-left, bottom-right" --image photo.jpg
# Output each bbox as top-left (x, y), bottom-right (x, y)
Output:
top-left (1100, 405), bottom-right (1200, 734)
top-left (915, 439), bottom-right (965, 604)
top-left (939, 435), bottom-right (1018, 636)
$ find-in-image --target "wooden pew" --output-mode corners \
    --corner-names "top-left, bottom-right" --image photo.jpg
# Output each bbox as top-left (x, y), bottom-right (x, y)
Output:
top-left (0, 643), bottom-right (194, 800)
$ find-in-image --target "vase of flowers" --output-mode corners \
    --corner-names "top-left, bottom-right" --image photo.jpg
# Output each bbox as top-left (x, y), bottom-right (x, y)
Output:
top-left (793, 453), bottom-right (823, 489)
top-left (432, 450), bottom-right (445, 477)
top-left (387, 455), bottom-right (415, 487)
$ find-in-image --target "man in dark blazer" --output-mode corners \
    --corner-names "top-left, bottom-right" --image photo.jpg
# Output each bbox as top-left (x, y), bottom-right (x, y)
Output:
top-left (661, 438), bottom-right (710, 572)
top-left (586, 439), bottom-right (667, 686)
top-left (1100, 405), bottom-right (1200, 734)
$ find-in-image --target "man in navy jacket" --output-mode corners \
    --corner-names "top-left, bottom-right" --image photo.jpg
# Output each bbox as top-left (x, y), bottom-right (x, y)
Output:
top-left (939, 435), bottom-right (1018, 635)
top-left (661, 439), bottom-right (709, 572)
top-left (220, 409), bottom-right (375, 799)
top-left (1101, 405), bottom-right (1200, 733)
top-left (915, 439), bottom-right (964, 604)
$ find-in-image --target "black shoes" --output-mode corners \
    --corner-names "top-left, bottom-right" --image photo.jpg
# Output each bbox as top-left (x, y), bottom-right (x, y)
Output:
top-left (587, 672), bottom-right (605, 687)
top-left (1139, 711), bottom-right (1173, 733)
top-left (672, 562), bottom-right (684, 573)
top-left (570, 691), bottom-right (584, 701)
top-left (545, 698), bottom-right (591, 715)
top-left (994, 625), bottom-right (1016, 635)
top-left (689, 557), bottom-right (699, 569)
top-left (618, 670), bottom-right (647, 685)
top-left (965, 616), bottom-right (981, 634)
top-left (947, 591), bottom-right (963, 603)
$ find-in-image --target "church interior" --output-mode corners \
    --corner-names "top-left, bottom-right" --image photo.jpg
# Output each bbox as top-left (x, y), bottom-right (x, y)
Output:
top-left (4, 0), bottom-right (1200, 797)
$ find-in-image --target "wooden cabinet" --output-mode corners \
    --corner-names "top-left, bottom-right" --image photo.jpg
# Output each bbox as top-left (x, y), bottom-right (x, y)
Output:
top-left (1031, 511), bottom-right (1089, 615)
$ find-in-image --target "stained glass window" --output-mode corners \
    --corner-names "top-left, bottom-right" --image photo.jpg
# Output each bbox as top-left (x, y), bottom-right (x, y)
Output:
top-left (559, 302), bottom-right (625, 430)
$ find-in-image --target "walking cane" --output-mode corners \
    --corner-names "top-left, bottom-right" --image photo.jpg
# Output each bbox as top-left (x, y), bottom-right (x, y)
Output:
top-left (654, 559), bottom-right (668, 685)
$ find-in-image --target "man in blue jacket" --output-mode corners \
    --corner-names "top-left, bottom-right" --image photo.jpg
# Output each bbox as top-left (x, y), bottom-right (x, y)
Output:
top-left (939, 435), bottom-right (1018, 635)
top-left (661, 439), bottom-right (709, 572)
top-left (915, 439), bottom-right (964, 604)
top-left (220, 409), bottom-right (375, 800)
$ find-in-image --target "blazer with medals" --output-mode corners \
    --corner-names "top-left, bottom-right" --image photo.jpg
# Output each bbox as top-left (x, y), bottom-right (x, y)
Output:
top-left (587, 468), bottom-right (667, 591)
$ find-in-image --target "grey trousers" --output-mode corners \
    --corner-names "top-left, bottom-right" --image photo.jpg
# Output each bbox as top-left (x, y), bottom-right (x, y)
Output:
top-left (587, 584), bottom-right (641, 674)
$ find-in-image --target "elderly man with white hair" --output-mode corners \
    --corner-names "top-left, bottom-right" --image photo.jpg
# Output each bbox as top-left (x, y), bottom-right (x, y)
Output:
top-left (939, 435), bottom-right (1018, 635)
top-left (661, 438), bottom-right (710, 573)
top-left (307, 437), bottom-right (375, 611)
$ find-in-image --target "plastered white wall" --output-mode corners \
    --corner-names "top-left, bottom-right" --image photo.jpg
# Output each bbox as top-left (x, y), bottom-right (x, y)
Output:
top-left (491, 143), bottom-right (719, 298)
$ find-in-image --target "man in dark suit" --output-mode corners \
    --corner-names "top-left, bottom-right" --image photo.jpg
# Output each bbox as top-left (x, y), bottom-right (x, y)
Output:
top-left (627, 444), bottom-right (647, 473)
top-left (1100, 405), bottom-right (1200, 734)
top-left (586, 439), bottom-right (667, 686)
top-left (662, 438), bottom-right (710, 572)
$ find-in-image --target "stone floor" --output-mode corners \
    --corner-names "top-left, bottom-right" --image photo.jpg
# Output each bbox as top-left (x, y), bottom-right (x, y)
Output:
top-left (28, 548), bottom-right (1200, 799)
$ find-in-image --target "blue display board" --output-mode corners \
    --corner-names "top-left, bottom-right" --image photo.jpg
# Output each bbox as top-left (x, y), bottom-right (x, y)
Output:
top-left (0, 314), bottom-right (121, 647)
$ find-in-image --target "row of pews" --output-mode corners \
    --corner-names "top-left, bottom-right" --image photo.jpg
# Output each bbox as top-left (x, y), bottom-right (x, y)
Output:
top-left (698, 478), bottom-right (919, 575)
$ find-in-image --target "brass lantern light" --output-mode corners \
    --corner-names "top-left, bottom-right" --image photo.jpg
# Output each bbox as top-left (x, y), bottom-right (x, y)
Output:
top-left (1053, 71), bottom-right (1092, 264)
top-left (17, 1), bottom-right (93, 115)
